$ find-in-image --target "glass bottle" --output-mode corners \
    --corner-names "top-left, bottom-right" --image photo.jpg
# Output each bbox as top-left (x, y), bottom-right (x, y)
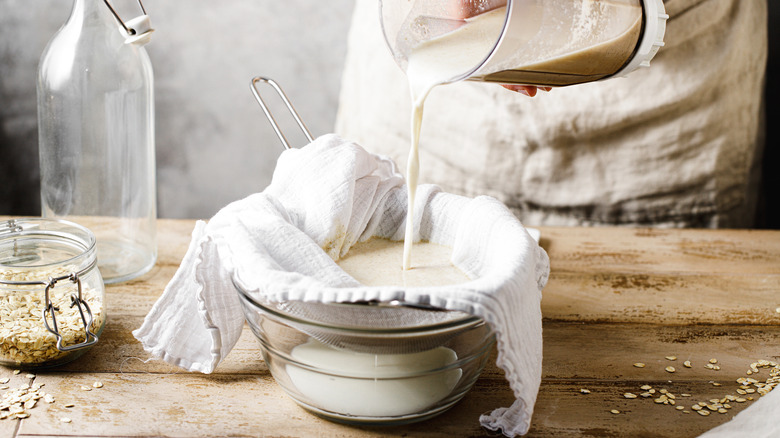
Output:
top-left (37, 0), bottom-right (156, 283)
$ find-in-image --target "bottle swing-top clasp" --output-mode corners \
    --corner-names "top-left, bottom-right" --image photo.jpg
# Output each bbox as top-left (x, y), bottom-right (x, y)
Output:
top-left (103, 0), bottom-right (154, 46)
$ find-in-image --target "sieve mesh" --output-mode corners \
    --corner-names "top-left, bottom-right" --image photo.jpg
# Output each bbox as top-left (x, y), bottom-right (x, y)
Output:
top-left (250, 299), bottom-right (483, 355)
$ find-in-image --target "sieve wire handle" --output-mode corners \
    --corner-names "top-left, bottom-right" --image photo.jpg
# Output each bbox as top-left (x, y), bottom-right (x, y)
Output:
top-left (250, 77), bottom-right (314, 150)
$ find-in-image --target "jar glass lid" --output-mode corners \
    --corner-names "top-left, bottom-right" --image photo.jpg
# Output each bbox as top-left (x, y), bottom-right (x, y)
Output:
top-left (0, 218), bottom-right (96, 270)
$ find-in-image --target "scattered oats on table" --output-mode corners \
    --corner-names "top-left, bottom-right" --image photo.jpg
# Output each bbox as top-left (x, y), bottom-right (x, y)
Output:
top-left (618, 358), bottom-right (780, 420)
top-left (1, 377), bottom-right (55, 420)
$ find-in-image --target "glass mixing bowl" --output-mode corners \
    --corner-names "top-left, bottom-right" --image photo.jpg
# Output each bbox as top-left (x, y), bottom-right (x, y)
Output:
top-left (235, 282), bottom-right (495, 426)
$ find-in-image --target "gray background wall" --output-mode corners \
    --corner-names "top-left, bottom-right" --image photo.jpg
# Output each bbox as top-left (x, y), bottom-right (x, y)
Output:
top-left (0, 0), bottom-right (355, 219)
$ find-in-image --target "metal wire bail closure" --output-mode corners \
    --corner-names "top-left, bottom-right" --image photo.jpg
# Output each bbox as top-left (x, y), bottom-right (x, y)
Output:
top-left (42, 272), bottom-right (99, 352)
top-left (103, 0), bottom-right (154, 45)
top-left (1, 219), bottom-right (25, 259)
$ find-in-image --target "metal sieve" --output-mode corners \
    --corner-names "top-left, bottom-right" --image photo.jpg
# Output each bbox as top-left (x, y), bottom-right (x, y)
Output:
top-left (234, 278), bottom-right (485, 355)
top-left (245, 77), bottom-right (486, 354)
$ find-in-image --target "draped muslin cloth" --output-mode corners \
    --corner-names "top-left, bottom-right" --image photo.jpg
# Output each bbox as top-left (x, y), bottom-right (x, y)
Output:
top-left (696, 385), bottom-right (780, 438)
top-left (134, 134), bottom-right (550, 436)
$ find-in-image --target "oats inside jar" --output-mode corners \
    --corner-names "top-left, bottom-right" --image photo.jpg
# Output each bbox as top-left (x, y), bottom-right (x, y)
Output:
top-left (0, 265), bottom-right (104, 366)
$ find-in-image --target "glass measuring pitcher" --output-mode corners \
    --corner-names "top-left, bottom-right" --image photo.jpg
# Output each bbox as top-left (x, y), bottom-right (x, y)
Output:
top-left (380, 0), bottom-right (667, 88)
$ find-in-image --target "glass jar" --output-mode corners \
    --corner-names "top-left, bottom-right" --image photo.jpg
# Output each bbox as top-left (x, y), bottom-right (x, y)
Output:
top-left (37, 0), bottom-right (157, 283)
top-left (0, 218), bottom-right (106, 368)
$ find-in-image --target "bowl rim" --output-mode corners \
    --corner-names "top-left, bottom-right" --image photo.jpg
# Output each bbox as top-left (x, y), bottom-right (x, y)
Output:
top-left (233, 277), bottom-right (485, 335)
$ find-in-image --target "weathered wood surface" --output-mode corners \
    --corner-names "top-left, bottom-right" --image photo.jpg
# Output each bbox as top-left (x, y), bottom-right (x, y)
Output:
top-left (0, 220), bottom-right (777, 437)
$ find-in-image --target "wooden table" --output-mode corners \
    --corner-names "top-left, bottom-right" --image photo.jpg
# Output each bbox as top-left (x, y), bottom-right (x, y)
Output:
top-left (1, 220), bottom-right (778, 437)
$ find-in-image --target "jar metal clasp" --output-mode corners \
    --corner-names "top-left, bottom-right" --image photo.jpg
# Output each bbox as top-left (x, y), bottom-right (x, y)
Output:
top-left (42, 271), bottom-right (99, 352)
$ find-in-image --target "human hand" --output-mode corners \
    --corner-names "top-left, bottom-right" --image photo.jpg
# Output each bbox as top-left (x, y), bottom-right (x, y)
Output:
top-left (449, 1), bottom-right (550, 96)
top-left (502, 85), bottom-right (552, 96)
top-left (447, 0), bottom-right (507, 19)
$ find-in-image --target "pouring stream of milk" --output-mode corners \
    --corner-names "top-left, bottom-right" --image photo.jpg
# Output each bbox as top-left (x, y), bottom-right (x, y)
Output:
top-left (402, 8), bottom-right (504, 270)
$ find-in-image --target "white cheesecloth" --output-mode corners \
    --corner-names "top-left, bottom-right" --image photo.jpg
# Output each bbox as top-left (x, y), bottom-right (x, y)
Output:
top-left (696, 386), bottom-right (780, 438)
top-left (133, 134), bottom-right (550, 437)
